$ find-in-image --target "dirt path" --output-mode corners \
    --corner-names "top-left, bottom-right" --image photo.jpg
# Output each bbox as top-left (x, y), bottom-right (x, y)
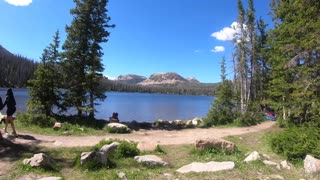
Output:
top-left (14, 121), bottom-right (275, 148)
top-left (0, 121), bottom-right (275, 177)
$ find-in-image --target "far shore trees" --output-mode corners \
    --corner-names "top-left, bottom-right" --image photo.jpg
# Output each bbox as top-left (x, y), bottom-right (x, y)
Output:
top-left (62, 0), bottom-right (115, 119)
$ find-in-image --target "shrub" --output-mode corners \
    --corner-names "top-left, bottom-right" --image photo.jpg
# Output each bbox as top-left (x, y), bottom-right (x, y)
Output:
top-left (115, 141), bottom-right (140, 158)
top-left (269, 126), bottom-right (320, 162)
top-left (235, 112), bottom-right (264, 127)
top-left (16, 112), bottom-right (56, 128)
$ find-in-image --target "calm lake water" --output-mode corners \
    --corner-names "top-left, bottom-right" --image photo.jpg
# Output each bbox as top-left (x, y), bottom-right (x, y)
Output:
top-left (0, 89), bottom-right (214, 122)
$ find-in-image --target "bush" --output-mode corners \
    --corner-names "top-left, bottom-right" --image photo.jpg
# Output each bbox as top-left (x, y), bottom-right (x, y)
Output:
top-left (269, 126), bottom-right (320, 162)
top-left (16, 112), bottom-right (56, 128)
top-left (115, 141), bottom-right (140, 158)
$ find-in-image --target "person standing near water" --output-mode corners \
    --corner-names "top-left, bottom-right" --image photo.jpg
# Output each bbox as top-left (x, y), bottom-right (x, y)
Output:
top-left (2, 88), bottom-right (17, 136)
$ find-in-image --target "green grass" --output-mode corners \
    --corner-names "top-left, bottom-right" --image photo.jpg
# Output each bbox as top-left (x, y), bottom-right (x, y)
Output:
top-left (4, 125), bottom-right (306, 179)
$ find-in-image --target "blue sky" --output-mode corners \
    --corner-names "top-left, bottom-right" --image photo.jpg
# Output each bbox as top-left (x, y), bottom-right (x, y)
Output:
top-left (0, 0), bottom-right (272, 83)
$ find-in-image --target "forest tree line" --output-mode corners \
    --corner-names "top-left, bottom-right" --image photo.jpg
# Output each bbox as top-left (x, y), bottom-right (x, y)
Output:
top-left (0, 45), bottom-right (38, 88)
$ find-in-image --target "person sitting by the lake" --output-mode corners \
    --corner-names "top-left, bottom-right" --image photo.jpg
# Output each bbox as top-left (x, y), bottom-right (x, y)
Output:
top-left (2, 88), bottom-right (17, 136)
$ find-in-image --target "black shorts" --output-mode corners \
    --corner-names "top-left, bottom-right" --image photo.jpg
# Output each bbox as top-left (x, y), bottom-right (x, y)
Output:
top-left (7, 107), bottom-right (16, 116)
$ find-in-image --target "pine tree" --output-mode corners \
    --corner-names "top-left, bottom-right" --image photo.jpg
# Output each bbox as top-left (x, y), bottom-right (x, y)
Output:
top-left (62, 0), bottom-right (115, 118)
top-left (205, 56), bottom-right (234, 126)
top-left (268, 0), bottom-right (320, 125)
top-left (28, 30), bottom-right (63, 116)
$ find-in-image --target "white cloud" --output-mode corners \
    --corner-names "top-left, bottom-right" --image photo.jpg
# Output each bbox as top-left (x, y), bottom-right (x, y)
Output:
top-left (211, 22), bottom-right (239, 41)
top-left (211, 46), bottom-right (225, 53)
top-left (194, 50), bottom-right (201, 53)
top-left (4, 0), bottom-right (32, 6)
top-left (104, 75), bottom-right (116, 80)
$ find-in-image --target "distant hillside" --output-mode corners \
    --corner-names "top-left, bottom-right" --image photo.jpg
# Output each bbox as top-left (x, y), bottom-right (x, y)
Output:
top-left (139, 72), bottom-right (189, 85)
top-left (0, 45), bottom-right (38, 87)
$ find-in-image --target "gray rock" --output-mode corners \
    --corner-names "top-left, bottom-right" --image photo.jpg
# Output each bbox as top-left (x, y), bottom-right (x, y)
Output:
top-left (176, 161), bottom-right (235, 173)
top-left (263, 160), bottom-right (277, 166)
top-left (304, 155), bottom-right (320, 174)
top-left (80, 151), bottom-right (108, 165)
top-left (192, 117), bottom-right (203, 126)
top-left (107, 123), bottom-right (128, 129)
top-left (23, 153), bottom-right (55, 168)
top-left (80, 151), bottom-right (96, 165)
top-left (100, 142), bottom-right (120, 155)
top-left (117, 172), bottom-right (127, 180)
top-left (244, 151), bottom-right (260, 163)
top-left (262, 153), bottom-right (271, 160)
top-left (38, 177), bottom-right (62, 180)
top-left (280, 160), bottom-right (291, 170)
top-left (134, 155), bottom-right (169, 166)
top-left (195, 138), bottom-right (236, 153)
top-left (53, 122), bottom-right (61, 129)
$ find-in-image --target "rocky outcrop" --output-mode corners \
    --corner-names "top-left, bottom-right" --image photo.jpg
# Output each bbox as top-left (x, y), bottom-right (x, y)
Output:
top-left (176, 161), bottom-right (235, 173)
top-left (138, 72), bottom-right (189, 85)
top-left (195, 138), bottom-right (237, 153)
top-left (107, 123), bottom-right (131, 133)
top-left (23, 153), bottom-right (55, 168)
top-left (304, 155), bottom-right (320, 174)
top-left (134, 155), bottom-right (169, 166)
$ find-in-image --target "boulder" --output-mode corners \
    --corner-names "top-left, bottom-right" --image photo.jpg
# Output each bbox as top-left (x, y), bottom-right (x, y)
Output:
top-left (23, 153), bottom-right (55, 168)
top-left (191, 117), bottom-right (203, 126)
top-left (176, 161), bottom-right (235, 173)
top-left (107, 123), bottom-right (130, 133)
top-left (244, 151), bottom-right (261, 163)
top-left (134, 155), bottom-right (169, 166)
top-left (80, 152), bottom-right (96, 165)
top-left (100, 142), bottom-right (120, 155)
top-left (53, 122), bottom-right (62, 130)
top-left (304, 155), bottom-right (320, 174)
top-left (195, 138), bottom-right (236, 153)
top-left (80, 151), bottom-right (108, 165)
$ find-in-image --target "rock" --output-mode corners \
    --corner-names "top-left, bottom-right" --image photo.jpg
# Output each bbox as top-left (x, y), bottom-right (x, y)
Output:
top-left (80, 152), bottom-right (96, 165)
top-left (304, 155), bottom-right (320, 174)
top-left (53, 122), bottom-right (62, 130)
top-left (269, 175), bottom-right (285, 180)
top-left (137, 141), bottom-right (158, 151)
top-left (176, 161), bottom-right (235, 173)
top-left (195, 138), bottom-right (236, 153)
top-left (117, 172), bottom-right (127, 180)
top-left (262, 154), bottom-right (271, 160)
top-left (80, 151), bottom-right (108, 165)
top-left (192, 117), bottom-right (203, 126)
top-left (280, 160), bottom-right (291, 170)
top-left (38, 177), bottom-right (62, 180)
top-left (263, 160), bottom-right (277, 166)
top-left (100, 142), bottom-right (120, 155)
top-left (23, 153), bottom-right (55, 168)
top-left (107, 123), bottom-right (130, 133)
top-left (244, 151), bottom-right (260, 163)
top-left (134, 155), bottom-right (169, 166)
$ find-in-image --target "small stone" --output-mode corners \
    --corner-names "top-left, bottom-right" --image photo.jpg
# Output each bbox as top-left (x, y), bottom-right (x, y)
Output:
top-left (117, 172), bottom-right (127, 180)
top-left (304, 155), bottom-right (320, 174)
top-left (134, 155), bottom-right (169, 166)
top-left (280, 160), bottom-right (291, 170)
top-left (244, 151), bottom-right (260, 163)
top-left (262, 154), bottom-right (271, 160)
top-left (263, 160), bottom-right (277, 166)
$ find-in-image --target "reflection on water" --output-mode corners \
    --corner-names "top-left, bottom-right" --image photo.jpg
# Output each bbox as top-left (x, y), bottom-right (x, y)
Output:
top-left (0, 89), bottom-right (214, 123)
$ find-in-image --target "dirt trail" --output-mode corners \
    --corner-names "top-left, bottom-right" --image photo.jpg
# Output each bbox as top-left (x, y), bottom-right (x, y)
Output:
top-left (13, 121), bottom-right (275, 148)
top-left (0, 121), bottom-right (275, 178)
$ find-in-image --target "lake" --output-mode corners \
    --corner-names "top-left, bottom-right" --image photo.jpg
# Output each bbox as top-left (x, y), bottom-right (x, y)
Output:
top-left (0, 89), bottom-right (214, 123)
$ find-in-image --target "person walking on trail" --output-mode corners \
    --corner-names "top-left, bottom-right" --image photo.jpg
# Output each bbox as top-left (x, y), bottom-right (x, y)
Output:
top-left (2, 88), bottom-right (17, 136)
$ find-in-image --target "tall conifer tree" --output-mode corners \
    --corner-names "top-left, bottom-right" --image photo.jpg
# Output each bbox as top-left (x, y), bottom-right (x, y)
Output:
top-left (62, 0), bottom-right (114, 118)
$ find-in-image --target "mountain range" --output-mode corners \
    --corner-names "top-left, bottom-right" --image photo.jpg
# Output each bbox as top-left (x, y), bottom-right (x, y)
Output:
top-left (112, 72), bottom-right (202, 86)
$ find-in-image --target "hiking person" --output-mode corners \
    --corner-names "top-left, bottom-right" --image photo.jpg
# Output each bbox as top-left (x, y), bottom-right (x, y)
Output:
top-left (2, 88), bottom-right (17, 136)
